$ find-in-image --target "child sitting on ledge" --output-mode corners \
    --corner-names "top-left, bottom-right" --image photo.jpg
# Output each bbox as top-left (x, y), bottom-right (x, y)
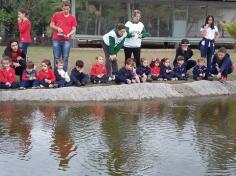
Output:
top-left (71, 59), bottom-right (89, 86)
top-left (115, 58), bottom-right (136, 84)
top-left (136, 58), bottom-right (152, 82)
top-left (20, 61), bottom-right (38, 89)
top-left (90, 55), bottom-right (108, 84)
top-left (193, 58), bottom-right (213, 81)
top-left (0, 56), bottom-right (19, 89)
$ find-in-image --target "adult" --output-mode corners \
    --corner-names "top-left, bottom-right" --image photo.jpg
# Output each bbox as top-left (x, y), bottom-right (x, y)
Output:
top-left (50, 1), bottom-right (77, 71)
top-left (199, 15), bottom-right (220, 69)
top-left (102, 23), bottom-right (131, 80)
top-left (173, 39), bottom-right (196, 71)
top-left (124, 10), bottom-right (148, 67)
top-left (3, 40), bottom-right (26, 78)
top-left (18, 8), bottom-right (32, 57)
top-left (211, 47), bottom-right (234, 81)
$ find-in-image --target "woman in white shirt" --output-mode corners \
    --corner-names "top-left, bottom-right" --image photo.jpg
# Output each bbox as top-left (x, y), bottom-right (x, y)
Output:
top-left (199, 15), bottom-right (220, 69)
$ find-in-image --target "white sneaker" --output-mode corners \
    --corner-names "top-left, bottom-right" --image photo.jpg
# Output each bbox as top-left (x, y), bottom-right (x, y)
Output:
top-left (108, 77), bottom-right (113, 81)
top-left (19, 87), bottom-right (26, 90)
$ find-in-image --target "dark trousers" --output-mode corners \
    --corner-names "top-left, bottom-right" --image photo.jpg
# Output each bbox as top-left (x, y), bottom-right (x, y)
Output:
top-left (20, 80), bottom-right (38, 88)
top-left (101, 41), bottom-right (118, 76)
top-left (0, 82), bottom-right (19, 89)
top-left (55, 79), bottom-right (72, 87)
top-left (90, 75), bottom-right (108, 83)
top-left (173, 60), bottom-right (196, 71)
top-left (124, 47), bottom-right (141, 67)
top-left (72, 75), bottom-right (90, 86)
top-left (34, 80), bottom-right (54, 88)
top-left (200, 43), bottom-right (215, 70)
top-left (211, 66), bottom-right (233, 77)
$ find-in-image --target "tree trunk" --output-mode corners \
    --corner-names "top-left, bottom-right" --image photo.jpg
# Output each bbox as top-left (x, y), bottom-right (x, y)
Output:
top-left (97, 3), bottom-right (102, 35)
top-left (127, 0), bottom-right (131, 21)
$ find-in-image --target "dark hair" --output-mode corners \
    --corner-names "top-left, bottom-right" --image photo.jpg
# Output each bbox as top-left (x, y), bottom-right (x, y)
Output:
top-left (132, 9), bottom-right (141, 17)
top-left (41, 59), bottom-right (52, 69)
top-left (161, 57), bottom-right (170, 64)
top-left (76, 60), bottom-right (84, 68)
top-left (61, 1), bottom-right (71, 7)
top-left (3, 40), bottom-right (21, 58)
top-left (217, 47), bottom-right (227, 54)
top-left (26, 61), bottom-right (34, 69)
top-left (125, 58), bottom-right (134, 65)
top-left (177, 56), bottom-right (185, 61)
top-left (150, 58), bottom-right (160, 68)
top-left (19, 8), bottom-right (29, 16)
top-left (203, 15), bottom-right (215, 29)
top-left (116, 23), bottom-right (126, 31)
top-left (1, 56), bottom-right (12, 65)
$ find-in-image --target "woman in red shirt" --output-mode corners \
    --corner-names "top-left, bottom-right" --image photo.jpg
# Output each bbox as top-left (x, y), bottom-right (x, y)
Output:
top-left (18, 8), bottom-right (31, 56)
top-left (3, 40), bottom-right (26, 78)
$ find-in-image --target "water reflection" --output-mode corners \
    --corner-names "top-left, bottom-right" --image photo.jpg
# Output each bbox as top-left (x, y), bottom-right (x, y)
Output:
top-left (0, 97), bottom-right (236, 175)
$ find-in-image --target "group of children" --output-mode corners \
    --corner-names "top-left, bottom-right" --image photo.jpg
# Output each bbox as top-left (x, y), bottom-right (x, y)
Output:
top-left (0, 45), bottom-right (234, 89)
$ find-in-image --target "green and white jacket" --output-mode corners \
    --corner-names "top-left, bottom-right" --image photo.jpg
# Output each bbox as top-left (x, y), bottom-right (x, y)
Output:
top-left (124, 20), bottom-right (148, 48)
top-left (103, 29), bottom-right (131, 55)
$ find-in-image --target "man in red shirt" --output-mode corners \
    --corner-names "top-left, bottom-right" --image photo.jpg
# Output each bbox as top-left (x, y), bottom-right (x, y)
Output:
top-left (50, 1), bottom-right (77, 72)
top-left (18, 8), bottom-right (31, 57)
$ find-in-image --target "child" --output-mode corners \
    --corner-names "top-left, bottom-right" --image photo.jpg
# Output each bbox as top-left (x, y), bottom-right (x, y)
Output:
top-left (71, 59), bottom-right (89, 86)
top-left (37, 59), bottom-right (56, 88)
top-left (90, 56), bottom-right (108, 84)
top-left (20, 61), bottom-right (37, 89)
top-left (173, 56), bottom-right (187, 80)
top-left (211, 47), bottom-right (234, 81)
top-left (136, 58), bottom-right (152, 82)
top-left (160, 58), bottom-right (177, 81)
top-left (115, 58), bottom-right (136, 84)
top-left (131, 58), bottom-right (140, 83)
top-left (54, 59), bottom-right (72, 87)
top-left (193, 58), bottom-right (213, 81)
top-left (0, 56), bottom-right (19, 89)
top-left (150, 57), bottom-right (161, 81)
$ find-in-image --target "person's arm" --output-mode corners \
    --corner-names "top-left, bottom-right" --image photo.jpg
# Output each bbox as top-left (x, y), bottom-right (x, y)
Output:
top-left (125, 27), bottom-right (133, 38)
top-left (49, 70), bottom-right (56, 83)
top-left (18, 20), bottom-right (29, 33)
top-left (50, 13), bottom-right (63, 33)
top-left (90, 65), bottom-right (97, 76)
top-left (65, 26), bottom-right (76, 38)
top-left (21, 71), bottom-right (28, 81)
top-left (108, 36), bottom-right (116, 55)
top-left (9, 69), bottom-right (16, 84)
top-left (0, 70), bottom-right (8, 83)
top-left (140, 26), bottom-right (148, 38)
top-left (200, 24), bottom-right (208, 37)
top-left (214, 26), bottom-right (220, 42)
top-left (70, 69), bottom-right (78, 83)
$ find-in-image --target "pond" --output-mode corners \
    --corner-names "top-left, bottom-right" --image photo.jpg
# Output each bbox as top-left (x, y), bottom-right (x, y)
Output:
top-left (0, 97), bottom-right (236, 176)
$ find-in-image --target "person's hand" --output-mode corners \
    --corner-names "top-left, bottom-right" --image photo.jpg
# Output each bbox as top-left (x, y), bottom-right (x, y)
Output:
top-left (182, 73), bottom-right (185, 77)
top-left (17, 56), bottom-right (23, 61)
top-left (202, 73), bottom-right (206, 77)
top-left (199, 73), bottom-right (203, 77)
top-left (109, 55), bottom-right (117, 61)
top-left (217, 73), bottom-right (222, 79)
top-left (205, 24), bottom-right (209, 28)
top-left (5, 82), bottom-right (11, 86)
top-left (13, 62), bottom-right (21, 67)
top-left (126, 79), bottom-right (131, 84)
top-left (64, 33), bottom-right (71, 38)
top-left (97, 74), bottom-right (102, 78)
top-left (131, 79), bottom-right (136, 83)
top-left (29, 77), bottom-right (33, 80)
top-left (18, 17), bottom-right (22, 23)
top-left (57, 27), bottom-right (63, 33)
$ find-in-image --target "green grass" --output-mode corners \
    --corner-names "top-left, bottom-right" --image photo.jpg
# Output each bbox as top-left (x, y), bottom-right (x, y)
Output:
top-left (0, 46), bottom-right (236, 80)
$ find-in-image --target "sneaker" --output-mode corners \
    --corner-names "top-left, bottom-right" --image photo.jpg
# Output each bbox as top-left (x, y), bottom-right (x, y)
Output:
top-left (39, 84), bottom-right (44, 88)
top-left (93, 80), bottom-right (97, 84)
top-left (164, 78), bottom-right (167, 81)
top-left (157, 78), bottom-right (163, 81)
top-left (171, 78), bottom-right (176, 81)
top-left (108, 77), bottom-right (113, 81)
top-left (19, 87), bottom-right (26, 90)
top-left (49, 84), bottom-right (54, 88)
top-left (32, 86), bottom-right (38, 89)
top-left (112, 75), bottom-right (116, 80)
top-left (98, 80), bottom-right (101, 84)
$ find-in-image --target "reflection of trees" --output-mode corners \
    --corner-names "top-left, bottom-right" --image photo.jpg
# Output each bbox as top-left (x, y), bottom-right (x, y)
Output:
top-left (0, 104), bottom-right (34, 159)
top-left (49, 107), bottom-right (77, 170)
top-left (193, 98), bottom-right (236, 174)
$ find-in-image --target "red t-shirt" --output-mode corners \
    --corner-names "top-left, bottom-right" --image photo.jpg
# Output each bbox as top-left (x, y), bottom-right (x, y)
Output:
top-left (90, 64), bottom-right (107, 76)
top-left (151, 66), bottom-right (160, 75)
top-left (0, 67), bottom-right (16, 84)
top-left (51, 12), bottom-right (77, 41)
top-left (37, 69), bottom-right (56, 82)
top-left (18, 19), bottom-right (31, 43)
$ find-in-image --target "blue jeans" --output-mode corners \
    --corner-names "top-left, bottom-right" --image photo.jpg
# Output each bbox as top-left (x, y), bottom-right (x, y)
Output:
top-left (20, 80), bottom-right (38, 88)
top-left (52, 40), bottom-right (72, 71)
top-left (20, 43), bottom-right (30, 57)
top-left (200, 44), bottom-right (215, 70)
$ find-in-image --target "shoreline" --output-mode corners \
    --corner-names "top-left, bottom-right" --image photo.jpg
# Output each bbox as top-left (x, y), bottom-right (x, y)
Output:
top-left (1, 80), bottom-right (236, 102)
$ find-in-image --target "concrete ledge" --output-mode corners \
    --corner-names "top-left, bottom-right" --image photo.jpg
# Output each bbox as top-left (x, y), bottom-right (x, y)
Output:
top-left (0, 80), bottom-right (236, 102)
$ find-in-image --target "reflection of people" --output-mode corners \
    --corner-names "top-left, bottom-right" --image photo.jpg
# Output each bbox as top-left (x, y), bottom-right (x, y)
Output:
top-left (90, 105), bottom-right (105, 118)
top-left (124, 10), bottom-right (148, 67)
top-left (199, 15), bottom-right (220, 69)
top-left (211, 47), bottom-right (234, 81)
top-left (102, 23), bottom-right (131, 80)
top-left (173, 39), bottom-right (196, 71)
top-left (50, 1), bottom-right (77, 71)
top-left (50, 107), bottom-right (77, 169)
top-left (3, 40), bottom-right (26, 78)
top-left (18, 8), bottom-right (31, 56)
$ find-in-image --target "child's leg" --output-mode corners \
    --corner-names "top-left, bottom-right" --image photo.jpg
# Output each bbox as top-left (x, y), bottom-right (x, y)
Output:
top-left (55, 80), bottom-right (66, 87)
top-left (206, 47), bottom-right (214, 70)
top-left (111, 60), bottom-right (118, 76)
top-left (0, 83), bottom-right (10, 89)
top-left (81, 74), bottom-right (90, 85)
top-left (20, 80), bottom-right (31, 88)
top-left (10, 82), bottom-right (20, 89)
top-left (90, 76), bottom-right (98, 83)
top-left (100, 75), bottom-right (109, 83)
top-left (102, 41), bottom-right (112, 77)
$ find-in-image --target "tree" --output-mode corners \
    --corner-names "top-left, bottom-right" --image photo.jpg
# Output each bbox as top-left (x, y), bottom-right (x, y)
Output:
top-left (221, 22), bottom-right (236, 51)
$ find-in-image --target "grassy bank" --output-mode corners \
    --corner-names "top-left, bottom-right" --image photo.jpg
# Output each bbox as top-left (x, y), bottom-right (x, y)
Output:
top-left (0, 46), bottom-right (235, 80)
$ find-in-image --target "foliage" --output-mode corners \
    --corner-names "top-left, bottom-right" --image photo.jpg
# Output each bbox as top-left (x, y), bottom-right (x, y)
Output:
top-left (221, 22), bottom-right (236, 40)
